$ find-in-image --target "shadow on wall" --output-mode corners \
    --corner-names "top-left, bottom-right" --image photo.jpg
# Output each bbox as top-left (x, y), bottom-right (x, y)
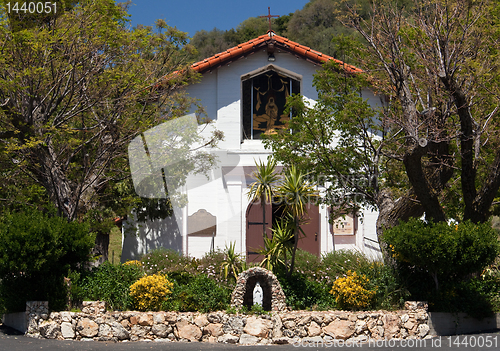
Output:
top-left (121, 211), bottom-right (183, 262)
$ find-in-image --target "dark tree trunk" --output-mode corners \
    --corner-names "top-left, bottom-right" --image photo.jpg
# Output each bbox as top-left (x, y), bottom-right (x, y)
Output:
top-left (91, 231), bottom-right (109, 266)
top-left (375, 189), bottom-right (424, 262)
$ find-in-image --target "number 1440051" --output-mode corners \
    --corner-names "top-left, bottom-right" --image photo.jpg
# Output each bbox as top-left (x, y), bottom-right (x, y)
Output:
top-left (6, 2), bottom-right (57, 14)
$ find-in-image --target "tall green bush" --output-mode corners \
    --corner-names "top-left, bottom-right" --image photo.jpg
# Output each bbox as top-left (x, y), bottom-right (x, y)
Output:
top-left (383, 219), bottom-right (500, 291)
top-left (0, 208), bottom-right (95, 312)
top-left (165, 274), bottom-right (230, 312)
top-left (74, 262), bottom-right (144, 311)
top-left (277, 271), bottom-right (336, 310)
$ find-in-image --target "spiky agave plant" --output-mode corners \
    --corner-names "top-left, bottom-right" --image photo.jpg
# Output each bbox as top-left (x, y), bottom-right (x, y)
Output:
top-left (220, 241), bottom-right (244, 281)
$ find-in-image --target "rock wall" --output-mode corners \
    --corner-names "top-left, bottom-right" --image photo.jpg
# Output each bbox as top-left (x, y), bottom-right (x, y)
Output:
top-left (24, 301), bottom-right (432, 344)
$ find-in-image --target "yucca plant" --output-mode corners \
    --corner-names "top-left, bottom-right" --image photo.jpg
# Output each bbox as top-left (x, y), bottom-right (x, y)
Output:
top-left (247, 157), bottom-right (280, 240)
top-left (220, 241), bottom-right (244, 282)
top-left (258, 216), bottom-right (295, 272)
top-left (276, 165), bottom-right (319, 277)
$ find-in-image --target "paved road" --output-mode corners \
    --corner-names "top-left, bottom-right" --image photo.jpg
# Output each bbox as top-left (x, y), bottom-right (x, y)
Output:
top-left (1, 324), bottom-right (500, 351)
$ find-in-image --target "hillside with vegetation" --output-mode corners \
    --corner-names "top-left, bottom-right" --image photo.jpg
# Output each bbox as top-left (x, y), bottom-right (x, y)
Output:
top-left (189, 0), bottom-right (375, 61)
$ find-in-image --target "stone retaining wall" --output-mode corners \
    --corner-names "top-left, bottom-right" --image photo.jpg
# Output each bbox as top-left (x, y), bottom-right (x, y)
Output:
top-left (23, 301), bottom-right (432, 344)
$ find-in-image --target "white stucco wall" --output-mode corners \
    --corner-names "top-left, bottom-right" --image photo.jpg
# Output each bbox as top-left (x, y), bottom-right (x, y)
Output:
top-left (121, 48), bottom-right (383, 262)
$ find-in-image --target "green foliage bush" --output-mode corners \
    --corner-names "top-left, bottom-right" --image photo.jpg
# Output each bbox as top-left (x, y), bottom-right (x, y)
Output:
top-left (383, 219), bottom-right (500, 291)
top-left (141, 248), bottom-right (198, 276)
top-left (319, 250), bottom-right (374, 286)
top-left (278, 272), bottom-right (336, 310)
top-left (367, 263), bottom-right (409, 310)
top-left (0, 208), bottom-right (95, 312)
top-left (142, 247), bottom-right (242, 290)
top-left (165, 274), bottom-right (231, 313)
top-left (73, 262), bottom-right (144, 311)
top-left (282, 249), bottom-right (407, 311)
top-left (382, 218), bottom-right (500, 316)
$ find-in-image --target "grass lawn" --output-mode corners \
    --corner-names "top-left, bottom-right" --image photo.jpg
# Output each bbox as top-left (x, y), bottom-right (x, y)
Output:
top-left (493, 216), bottom-right (500, 234)
top-left (108, 226), bottom-right (122, 264)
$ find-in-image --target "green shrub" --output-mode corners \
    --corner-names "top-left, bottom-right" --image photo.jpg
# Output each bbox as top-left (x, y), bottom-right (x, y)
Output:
top-left (367, 263), bottom-right (409, 310)
top-left (75, 262), bottom-right (144, 311)
top-left (141, 248), bottom-right (197, 276)
top-left (423, 277), bottom-right (499, 319)
top-left (383, 219), bottom-right (500, 291)
top-left (130, 274), bottom-right (174, 311)
top-left (319, 250), bottom-right (374, 286)
top-left (0, 208), bottom-right (95, 312)
top-left (142, 247), bottom-right (245, 290)
top-left (278, 272), bottom-right (336, 310)
top-left (293, 249), bottom-right (322, 277)
top-left (165, 274), bottom-right (230, 313)
top-left (196, 249), bottom-right (230, 286)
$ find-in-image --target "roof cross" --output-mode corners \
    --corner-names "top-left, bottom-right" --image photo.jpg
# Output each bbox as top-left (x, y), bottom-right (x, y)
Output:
top-left (259, 7), bottom-right (279, 32)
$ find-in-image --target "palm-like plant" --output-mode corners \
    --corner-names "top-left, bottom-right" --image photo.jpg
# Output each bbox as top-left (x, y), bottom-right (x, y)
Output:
top-left (276, 165), bottom-right (319, 277)
top-left (220, 241), bottom-right (244, 282)
top-left (258, 216), bottom-right (295, 272)
top-left (247, 157), bottom-right (280, 240)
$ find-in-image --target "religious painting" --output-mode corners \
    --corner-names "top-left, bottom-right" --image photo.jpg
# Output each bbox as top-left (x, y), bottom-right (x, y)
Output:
top-left (252, 71), bottom-right (290, 138)
top-left (242, 70), bottom-right (300, 140)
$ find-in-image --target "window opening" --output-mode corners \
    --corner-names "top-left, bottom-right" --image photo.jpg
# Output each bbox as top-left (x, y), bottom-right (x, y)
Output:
top-left (243, 70), bottom-right (300, 140)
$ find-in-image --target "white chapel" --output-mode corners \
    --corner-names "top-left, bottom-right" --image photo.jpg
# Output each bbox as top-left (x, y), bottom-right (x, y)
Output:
top-left (121, 30), bottom-right (382, 262)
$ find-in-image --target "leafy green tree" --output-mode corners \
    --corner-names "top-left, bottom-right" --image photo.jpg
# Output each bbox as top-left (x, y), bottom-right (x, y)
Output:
top-left (264, 59), bottom-right (384, 242)
top-left (0, 208), bottom-right (95, 312)
top-left (190, 13), bottom-right (289, 61)
top-left (190, 28), bottom-right (237, 61)
top-left (0, 0), bottom-right (220, 260)
top-left (0, 0), bottom-right (78, 32)
top-left (266, 0), bottom-right (500, 259)
top-left (285, 0), bottom-right (372, 57)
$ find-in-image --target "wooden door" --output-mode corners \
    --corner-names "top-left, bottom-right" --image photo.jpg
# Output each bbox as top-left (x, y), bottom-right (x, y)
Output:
top-left (246, 201), bottom-right (272, 263)
top-left (246, 201), bottom-right (320, 262)
top-left (297, 204), bottom-right (320, 256)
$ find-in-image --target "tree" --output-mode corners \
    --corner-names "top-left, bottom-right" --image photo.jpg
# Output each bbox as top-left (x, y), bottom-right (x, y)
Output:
top-left (264, 59), bottom-right (387, 242)
top-left (275, 165), bottom-right (319, 277)
top-left (285, 0), bottom-right (372, 57)
top-left (0, 0), bottom-right (219, 260)
top-left (190, 14), bottom-right (288, 61)
top-left (344, 0), bottom-right (500, 223)
top-left (247, 157), bottom-right (280, 240)
top-left (190, 28), bottom-right (237, 61)
top-left (265, 0), bottom-right (500, 257)
top-left (0, 208), bottom-right (95, 312)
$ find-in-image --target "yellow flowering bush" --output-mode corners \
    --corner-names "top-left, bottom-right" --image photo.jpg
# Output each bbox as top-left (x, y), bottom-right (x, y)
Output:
top-left (123, 260), bottom-right (143, 267)
top-left (129, 274), bottom-right (174, 311)
top-left (330, 270), bottom-right (376, 310)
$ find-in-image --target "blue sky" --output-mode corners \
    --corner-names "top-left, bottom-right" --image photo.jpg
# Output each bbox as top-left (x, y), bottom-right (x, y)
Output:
top-left (125, 0), bottom-right (310, 37)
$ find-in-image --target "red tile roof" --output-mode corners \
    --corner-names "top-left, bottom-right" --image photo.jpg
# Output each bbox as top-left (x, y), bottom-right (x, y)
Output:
top-left (191, 31), bottom-right (363, 74)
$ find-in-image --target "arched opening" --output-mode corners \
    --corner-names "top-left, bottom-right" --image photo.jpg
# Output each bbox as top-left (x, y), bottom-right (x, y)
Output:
top-left (243, 275), bottom-right (272, 311)
top-left (242, 65), bottom-right (301, 140)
